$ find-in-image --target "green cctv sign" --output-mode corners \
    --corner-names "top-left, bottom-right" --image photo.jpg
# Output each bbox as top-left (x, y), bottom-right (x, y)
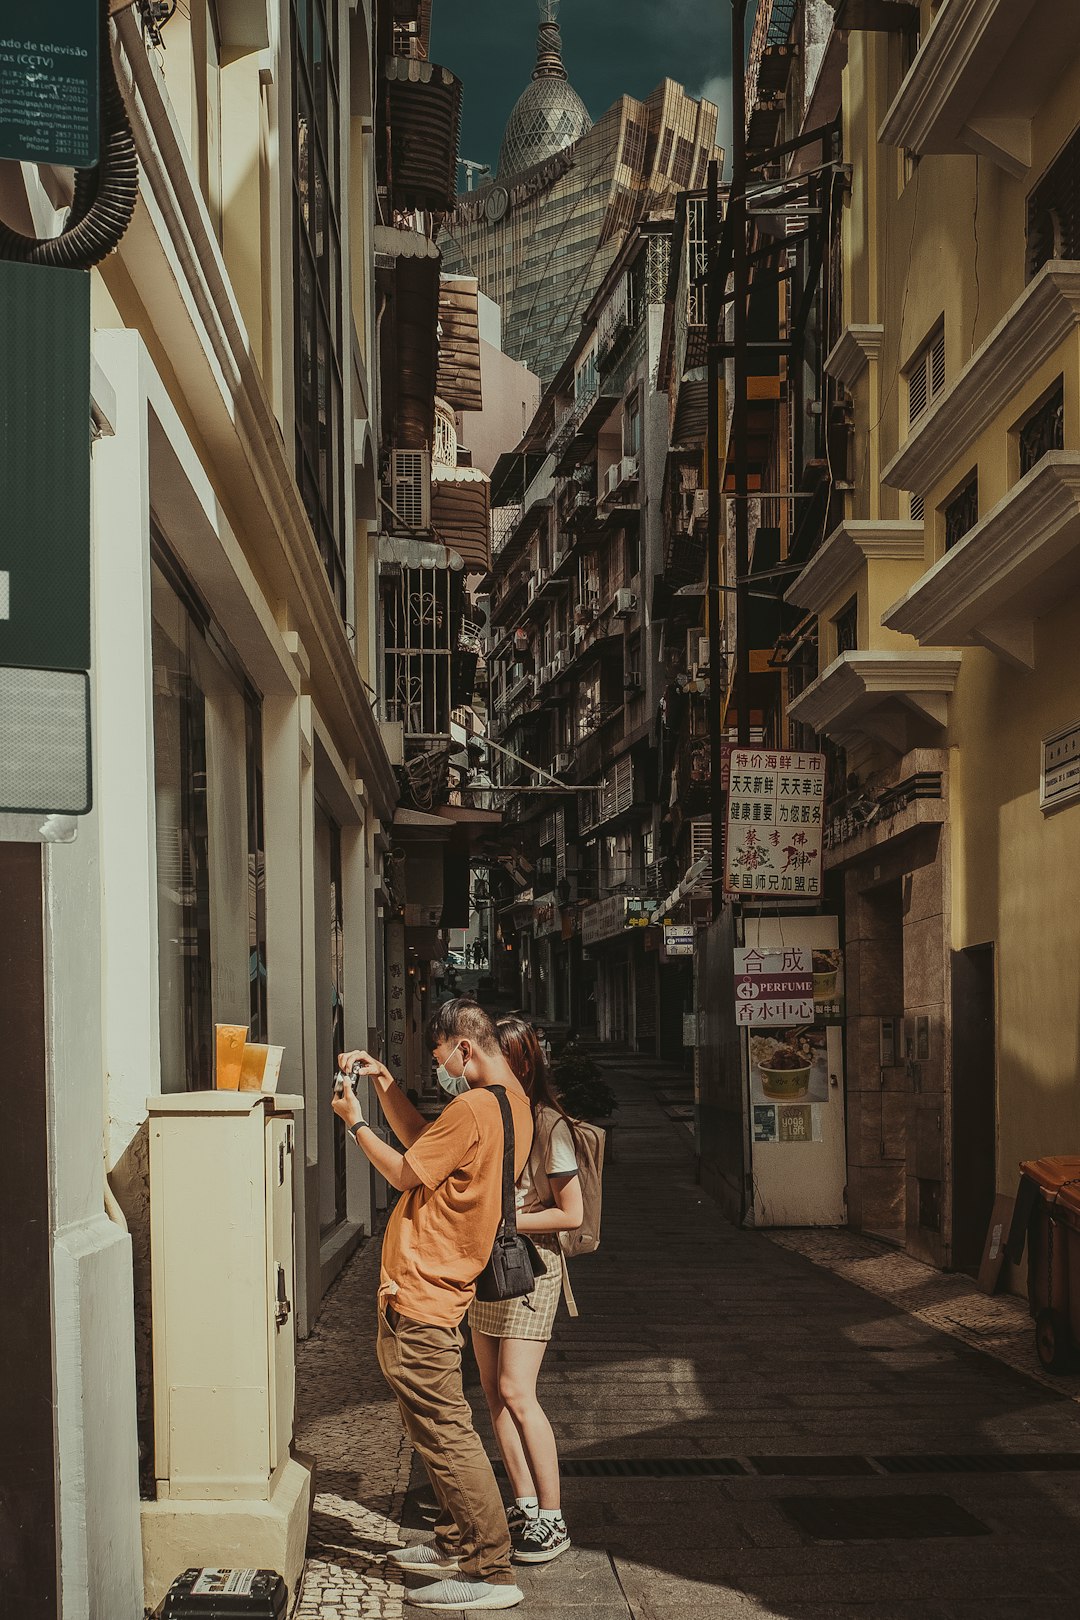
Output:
top-left (0, 0), bottom-right (99, 170)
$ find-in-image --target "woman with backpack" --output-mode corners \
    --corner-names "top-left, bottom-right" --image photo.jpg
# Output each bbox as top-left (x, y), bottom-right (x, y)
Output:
top-left (468, 1016), bottom-right (584, 1566)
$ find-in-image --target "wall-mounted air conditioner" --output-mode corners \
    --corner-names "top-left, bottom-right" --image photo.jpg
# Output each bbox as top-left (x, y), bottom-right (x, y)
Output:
top-left (553, 752), bottom-right (572, 775)
top-left (390, 448), bottom-right (430, 530)
top-left (614, 588), bottom-right (638, 618)
top-left (621, 455), bottom-right (639, 484)
top-left (572, 625), bottom-right (585, 647)
top-left (605, 462), bottom-right (622, 497)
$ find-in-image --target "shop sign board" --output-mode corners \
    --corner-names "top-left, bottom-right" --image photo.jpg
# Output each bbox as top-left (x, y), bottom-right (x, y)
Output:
top-left (385, 919), bottom-right (408, 1088)
top-left (664, 924), bottom-right (695, 957)
top-left (733, 946), bottom-right (813, 1025)
top-left (581, 893), bottom-right (649, 946)
top-left (0, 2), bottom-right (99, 168)
top-left (724, 749), bottom-right (825, 898)
top-left (1042, 722), bottom-right (1080, 813)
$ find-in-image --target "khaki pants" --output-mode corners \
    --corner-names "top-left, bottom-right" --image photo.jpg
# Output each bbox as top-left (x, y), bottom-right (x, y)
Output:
top-left (377, 1302), bottom-right (513, 1585)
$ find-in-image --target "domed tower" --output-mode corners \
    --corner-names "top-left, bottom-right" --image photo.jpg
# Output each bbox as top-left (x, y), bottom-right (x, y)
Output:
top-left (498, 0), bottom-right (592, 180)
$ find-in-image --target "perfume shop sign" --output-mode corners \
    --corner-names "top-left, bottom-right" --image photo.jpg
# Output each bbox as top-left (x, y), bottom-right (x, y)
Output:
top-left (733, 947), bottom-right (814, 1026)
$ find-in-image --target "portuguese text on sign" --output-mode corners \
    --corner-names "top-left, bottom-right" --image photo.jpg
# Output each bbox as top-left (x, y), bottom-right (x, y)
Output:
top-left (724, 749), bottom-right (825, 898)
top-left (733, 946), bottom-right (814, 1025)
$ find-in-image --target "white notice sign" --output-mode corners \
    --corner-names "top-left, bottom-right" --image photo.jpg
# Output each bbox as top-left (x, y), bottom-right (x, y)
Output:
top-left (725, 748), bottom-right (825, 898)
top-left (1042, 722), bottom-right (1080, 812)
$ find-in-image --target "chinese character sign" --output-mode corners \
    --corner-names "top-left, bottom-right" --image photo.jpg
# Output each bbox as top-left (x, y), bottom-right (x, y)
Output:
top-left (724, 749), bottom-right (825, 898)
top-left (733, 946), bottom-right (814, 1025)
top-left (385, 920), bottom-right (408, 1088)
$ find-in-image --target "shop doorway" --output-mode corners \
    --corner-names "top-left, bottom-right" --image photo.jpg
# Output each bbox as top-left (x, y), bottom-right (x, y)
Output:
top-left (860, 878), bottom-right (907, 1247)
top-left (951, 943), bottom-right (997, 1272)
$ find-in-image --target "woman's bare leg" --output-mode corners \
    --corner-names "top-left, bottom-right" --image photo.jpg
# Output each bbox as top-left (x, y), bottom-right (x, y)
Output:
top-left (471, 1328), bottom-right (537, 1502)
top-left (497, 1338), bottom-right (561, 1510)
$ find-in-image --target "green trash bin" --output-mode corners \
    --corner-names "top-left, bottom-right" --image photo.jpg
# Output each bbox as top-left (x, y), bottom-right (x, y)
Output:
top-left (1015, 1156), bottom-right (1080, 1372)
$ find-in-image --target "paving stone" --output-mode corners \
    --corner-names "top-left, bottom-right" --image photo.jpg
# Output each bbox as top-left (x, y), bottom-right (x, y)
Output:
top-left (292, 1052), bottom-right (1080, 1618)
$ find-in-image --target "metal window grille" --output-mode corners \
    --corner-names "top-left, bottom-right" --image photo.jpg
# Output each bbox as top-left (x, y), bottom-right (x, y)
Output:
top-left (382, 567), bottom-right (454, 735)
top-left (687, 196), bottom-right (708, 326)
top-left (834, 596), bottom-right (859, 655)
top-left (910, 492), bottom-right (925, 523)
top-left (1027, 127), bottom-right (1080, 282)
top-left (944, 474), bottom-right (978, 551)
top-left (1018, 380), bottom-right (1065, 477)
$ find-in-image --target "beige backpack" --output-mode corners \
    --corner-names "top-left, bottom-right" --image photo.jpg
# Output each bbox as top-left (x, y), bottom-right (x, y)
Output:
top-left (531, 1109), bottom-right (605, 1259)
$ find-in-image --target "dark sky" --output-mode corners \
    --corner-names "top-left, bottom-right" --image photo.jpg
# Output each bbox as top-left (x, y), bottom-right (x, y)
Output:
top-left (430, 1), bottom-right (743, 179)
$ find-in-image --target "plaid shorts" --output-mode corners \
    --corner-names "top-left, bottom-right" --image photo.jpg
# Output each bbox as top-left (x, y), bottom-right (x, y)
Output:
top-left (468, 1236), bottom-right (563, 1341)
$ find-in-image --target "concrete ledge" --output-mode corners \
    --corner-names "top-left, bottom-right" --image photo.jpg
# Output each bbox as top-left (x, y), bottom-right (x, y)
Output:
top-left (319, 1219), bottom-right (366, 1301)
top-left (141, 1454), bottom-right (312, 1616)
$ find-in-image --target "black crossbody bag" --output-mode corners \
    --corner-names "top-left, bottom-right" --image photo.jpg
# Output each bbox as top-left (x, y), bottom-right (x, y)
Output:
top-left (475, 1087), bottom-right (547, 1302)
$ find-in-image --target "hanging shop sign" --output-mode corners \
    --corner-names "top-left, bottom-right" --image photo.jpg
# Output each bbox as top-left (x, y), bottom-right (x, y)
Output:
top-left (724, 749), bottom-right (825, 898)
top-left (733, 946), bottom-right (813, 1025)
top-left (0, 2), bottom-right (99, 168)
top-left (1041, 722), bottom-right (1080, 813)
top-left (385, 920), bottom-right (408, 1088)
top-left (664, 924), bottom-right (695, 957)
top-left (581, 893), bottom-right (649, 947)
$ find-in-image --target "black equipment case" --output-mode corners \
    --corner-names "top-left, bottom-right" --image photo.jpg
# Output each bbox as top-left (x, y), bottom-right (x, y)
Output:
top-left (158, 1569), bottom-right (288, 1619)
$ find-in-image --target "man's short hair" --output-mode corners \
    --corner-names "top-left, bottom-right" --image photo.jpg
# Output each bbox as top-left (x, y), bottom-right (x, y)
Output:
top-left (427, 997), bottom-right (498, 1054)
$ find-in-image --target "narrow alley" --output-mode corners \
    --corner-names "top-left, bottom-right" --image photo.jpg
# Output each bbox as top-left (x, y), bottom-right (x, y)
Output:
top-left (295, 1059), bottom-right (1080, 1620)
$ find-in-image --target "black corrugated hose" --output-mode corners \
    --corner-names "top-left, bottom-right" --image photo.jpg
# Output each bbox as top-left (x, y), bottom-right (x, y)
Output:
top-left (0, 0), bottom-right (138, 268)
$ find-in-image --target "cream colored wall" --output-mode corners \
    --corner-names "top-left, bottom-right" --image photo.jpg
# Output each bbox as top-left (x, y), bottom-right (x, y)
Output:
top-left (840, 35), bottom-right (1080, 1191)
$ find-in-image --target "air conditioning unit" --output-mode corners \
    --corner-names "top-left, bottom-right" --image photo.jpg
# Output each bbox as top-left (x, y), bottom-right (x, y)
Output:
top-left (390, 449), bottom-right (430, 530)
top-left (621, 455), bottom-right (639, 484)
top-left (687, 628), bottom-right (709, 669)
top-left (605, 462), bottom-right (622, 497)
top-left (572, 625), bottom-right (585, 647)
top-left (553, 752), bottom-right (572, 775)
top-left (623, 671), bottom-right (643, 693)
top-left (614, 588), bottom-right (638, 618)
top-left (528, 573), bottom-right (539, 601)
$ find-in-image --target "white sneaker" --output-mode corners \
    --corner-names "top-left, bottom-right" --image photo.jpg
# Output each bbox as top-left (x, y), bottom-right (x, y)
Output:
top-left (387, 1543), bottom-right (460, 1572)
top-left (405, 1577), bottom-right (524, 1610)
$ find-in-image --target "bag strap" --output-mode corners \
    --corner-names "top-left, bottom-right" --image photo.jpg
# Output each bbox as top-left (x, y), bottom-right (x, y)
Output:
top-left (489, 1085), bottom-right (518, 1233)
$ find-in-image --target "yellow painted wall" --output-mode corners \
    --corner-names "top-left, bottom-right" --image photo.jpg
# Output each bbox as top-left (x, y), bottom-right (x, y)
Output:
top-left (837, 35), bottom-right (1080, 1189)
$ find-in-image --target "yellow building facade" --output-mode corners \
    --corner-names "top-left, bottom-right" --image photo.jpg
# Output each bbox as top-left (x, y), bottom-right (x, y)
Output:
top-left (788, 0), bottom-right (1080, 1270)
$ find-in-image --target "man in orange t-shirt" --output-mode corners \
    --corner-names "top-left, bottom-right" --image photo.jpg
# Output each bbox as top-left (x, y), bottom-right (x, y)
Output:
top-left (333, 999), bottom-right (533, 1613)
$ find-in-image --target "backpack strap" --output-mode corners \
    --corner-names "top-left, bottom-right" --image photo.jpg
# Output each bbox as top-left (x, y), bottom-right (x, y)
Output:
top-left (489, 1085), bottom-right (518, 1234)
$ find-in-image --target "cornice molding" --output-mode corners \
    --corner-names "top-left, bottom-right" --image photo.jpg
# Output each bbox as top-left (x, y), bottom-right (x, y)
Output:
top-left (825, 325), bottom-right (885, 392)
top-left (788, 651), bottom-right (963, 744)
top-left (878, 0), bottom-right (1033, 155)
top-left (883, 453), bottom-right (1080, 669)
top-left (786, 520), bottom-right (925, 616)
top-left (882, 263), bottom-right (1080, 498)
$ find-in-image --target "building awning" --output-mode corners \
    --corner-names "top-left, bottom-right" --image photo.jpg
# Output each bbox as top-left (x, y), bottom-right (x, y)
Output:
top-left (376, 227), bottom-right (440, 452)
top-left (671, 376), bottom-right (709, 448)
top-left (384, 56), bottom-right (463, 214)
top-left (437, 277), bottom-right (483, 411)
top-left (431, 463), bottom-right (491, 570)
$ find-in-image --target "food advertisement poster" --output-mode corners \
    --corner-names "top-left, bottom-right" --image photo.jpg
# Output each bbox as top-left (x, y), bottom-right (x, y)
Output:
top-left (812, 948), bottom-right (844, 1021)
top-left (749, 1026), bottom-right (830, 1108)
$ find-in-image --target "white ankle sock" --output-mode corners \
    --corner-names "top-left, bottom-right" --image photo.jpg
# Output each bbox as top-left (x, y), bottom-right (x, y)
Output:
top-left (515, 1496), bottom-right (538, 1514)
top-left (537, 1507), bottom-right (563, 1523)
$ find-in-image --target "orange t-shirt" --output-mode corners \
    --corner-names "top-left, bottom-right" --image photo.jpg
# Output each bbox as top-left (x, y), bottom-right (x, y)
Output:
top-left (381, 1085), bottom-right (534, 1328)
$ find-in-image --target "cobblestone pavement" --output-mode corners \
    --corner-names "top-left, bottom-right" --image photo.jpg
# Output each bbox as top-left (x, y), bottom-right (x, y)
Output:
top-left (294, 1059), bottom-right (1080, 1618)
top-left (293, 1236), bottom-right (408, 1619)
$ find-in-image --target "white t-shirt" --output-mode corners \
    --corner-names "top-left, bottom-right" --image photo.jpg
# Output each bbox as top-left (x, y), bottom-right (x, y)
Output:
top-left (516, 1114), bottom-right (578, 1213)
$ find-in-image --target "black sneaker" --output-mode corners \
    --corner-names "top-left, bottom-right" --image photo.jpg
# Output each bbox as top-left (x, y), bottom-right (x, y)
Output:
top-left (512, 1514), bottom-right (570, 1564)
